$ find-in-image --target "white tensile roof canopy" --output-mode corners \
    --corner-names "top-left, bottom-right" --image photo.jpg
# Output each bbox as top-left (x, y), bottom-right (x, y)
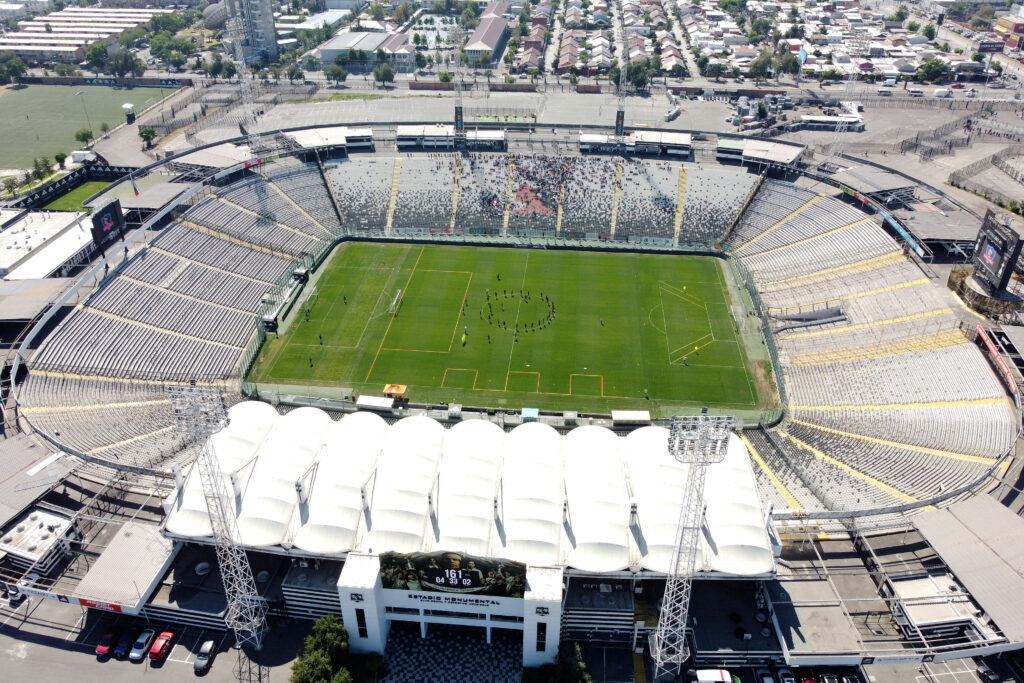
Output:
top-left (164, 403), bottom-right (774, 577)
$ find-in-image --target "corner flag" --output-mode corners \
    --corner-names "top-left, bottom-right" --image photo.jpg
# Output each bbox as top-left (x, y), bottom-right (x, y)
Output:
top-left (130, 173), bottom-right (140, 196)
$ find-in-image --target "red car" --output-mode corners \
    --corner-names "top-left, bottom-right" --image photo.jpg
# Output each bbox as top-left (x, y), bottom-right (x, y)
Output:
top-left (95, 628), bottom-right (120, 657)
top-left (148, 631), bottom-right (174, 661)
top-left (952, 82), bottom-right (966, 89)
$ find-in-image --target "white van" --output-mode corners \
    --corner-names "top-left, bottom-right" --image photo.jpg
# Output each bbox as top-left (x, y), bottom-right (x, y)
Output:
top-left (877, 88), bottom-right (892, 96)
top-left (696, 670), bottom-right (741, 683)
top-left (908, 88), bottom-right (924, 97)
top-left (933, 88), bottom-right (952, 98)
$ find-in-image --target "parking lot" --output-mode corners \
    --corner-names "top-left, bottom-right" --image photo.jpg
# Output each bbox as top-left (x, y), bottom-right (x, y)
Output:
top-left (0, 593), bottom-right (306, 682)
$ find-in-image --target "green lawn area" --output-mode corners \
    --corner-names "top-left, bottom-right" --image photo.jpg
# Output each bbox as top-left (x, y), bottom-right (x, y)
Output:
top-left (0, 84), bottom-right (166, 170)
top-left (41, 180), bottom-right (111, 212)
top-left (249, 243), bottom-right (776, 417)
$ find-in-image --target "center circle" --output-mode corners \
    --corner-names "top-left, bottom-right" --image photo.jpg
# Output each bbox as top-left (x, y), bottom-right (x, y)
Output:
top-left (479, 289), bottom-right (555, 335)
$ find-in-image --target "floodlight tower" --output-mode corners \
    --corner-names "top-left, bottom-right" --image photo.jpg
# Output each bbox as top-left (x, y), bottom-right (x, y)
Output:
top-left (825, 72), bottom-right (859, 167)
top-left (224, 7), bottom-right (267, 156)
top-left (650, 414), bottom-right (734, 681)
top-left (615, 0), bottom-right (627, 138)
top-left (166, 386), bottom-right (267, 653)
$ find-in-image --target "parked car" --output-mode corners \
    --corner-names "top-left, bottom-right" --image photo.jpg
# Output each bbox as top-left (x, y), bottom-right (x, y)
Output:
top-left (755, 669), bottom-right (775, 683)
top-left (778, 669), bottom-right (797, 683)
top-left (149, 631), bottom-right (174, 661)
top-left (113, 630), bottom-right (135, 658)
top-left (976, 661), bottom-right (1000, 682)
top-left (95, 628), bottom-right (120, 658)
top-left (841, 676), bottom-right (862, 683)
top-left (194, 639), bottom-right (217, 675)
top-left (129, 628), bottom-right (155, 662)
top-left (952, 82), bottom-right (965, 89)
top-left (819, 675), bottom-right (840, 683)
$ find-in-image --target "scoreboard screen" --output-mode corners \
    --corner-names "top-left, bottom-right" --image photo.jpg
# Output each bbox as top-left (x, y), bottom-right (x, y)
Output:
top-left (973, 209), bottom-right (1022, 292)
top-left (380, 551), bottom-right (526, 598)
top-left (90, 198), bottom-right (125, 249)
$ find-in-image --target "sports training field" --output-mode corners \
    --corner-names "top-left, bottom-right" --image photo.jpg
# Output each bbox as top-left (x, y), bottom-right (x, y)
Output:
top-left (249, 243), bottom-right (776, 416)
top-left (0, 85), bottom-right (163, 170)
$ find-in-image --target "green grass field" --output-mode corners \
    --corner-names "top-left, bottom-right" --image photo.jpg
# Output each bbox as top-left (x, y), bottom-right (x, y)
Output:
top-left (0, 85), bottom-right (164, 170)
top-left (249, 243), bottom-right (776, 417)
top-left (41, 181), bottom-right (111, 212)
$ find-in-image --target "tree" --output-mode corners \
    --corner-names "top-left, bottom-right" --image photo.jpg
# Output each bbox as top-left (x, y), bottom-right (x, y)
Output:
top-left (626, 60), bottom-right (649, 89)
top-left (414, 51), bottom-right (426, 68)
top-left (907, 20), bottom-right (920, 33)
top-left (54, 152), bottom-right (67, 169)
top-left (169, 51), bottom-right (186, 70)
top-left (2, 177), bottom-right (16, 196)
top-left (887, 6), bottom-right (909, 22)
top-left (918, 57), bottom-right (948, 82)
top-left (775, 51), bottom-right (800, 80)
top-left (74, 127), bottom-right (93, 145)
top-left (287, 64), bottom-right (304, 82)
top-left (100, 122), bottom-right (109, 134)
top-left (109, 51), bottom-right (145, 78)
top-left (749, 49), bottom-right (773, 82)
top-left (139, 127), bottom-right (157, 148)
top-left (438, 70), bottom-right (453, 82)
top-left (922, 23), bottom-right (937, 41)
top-left (86, 44), bottom-right (108, 73)
top-left (757, 102), bottom-right (768, 119)
top-left (304, 614), bottom-right (349, 670)
top-left (325, 64), bottom-right (348, 84)
top-left (707, 61), bottom-right (725, 81)
top-left (330, 670), bottom-right (353, 683)
top-left (290, 649), bottom-right (333, 683)
top-left (972, 52), bottom-right (984, 63)
top-left (369, 2), bottom-right (385, 20)
top-left (477, 50), bottom-right (491, 66)
top-left (223, 61), bottom-right (237, 80)
top-left (373, 62), bottom-right (395, 85)
top-left (695, 53), bottom-right (710, 76)
top-left (0, 51), bottom-right (27, 84)
top-left (971, 4), bottom-right (994, 30)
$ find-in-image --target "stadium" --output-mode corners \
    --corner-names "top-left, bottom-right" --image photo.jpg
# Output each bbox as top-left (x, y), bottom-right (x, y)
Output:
top-left (3, 122), bottom-right (1024, 681)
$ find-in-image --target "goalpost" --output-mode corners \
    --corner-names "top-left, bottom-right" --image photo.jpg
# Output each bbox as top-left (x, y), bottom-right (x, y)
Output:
top-left (388, 289), bottom-right (403, 315)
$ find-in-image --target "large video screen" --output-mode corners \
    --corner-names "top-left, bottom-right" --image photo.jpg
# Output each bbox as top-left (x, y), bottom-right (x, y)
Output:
top-left (380, 551), bottom-right (526, 598)
top-left (90, 198), bottom-right (125, 249)
top-left (973, 210), bottom-right (1022, 292)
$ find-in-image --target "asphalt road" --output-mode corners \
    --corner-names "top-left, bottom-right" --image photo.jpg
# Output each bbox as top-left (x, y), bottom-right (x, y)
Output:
top-left (0, 594), bottom-right (306, 683)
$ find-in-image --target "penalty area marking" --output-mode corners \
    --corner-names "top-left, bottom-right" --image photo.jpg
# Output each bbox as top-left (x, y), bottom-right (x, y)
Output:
top-left (440, 368), bottom-right (627, 398)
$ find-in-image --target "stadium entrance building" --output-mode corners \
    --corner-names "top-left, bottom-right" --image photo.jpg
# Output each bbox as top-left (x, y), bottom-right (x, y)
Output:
top-left (162, 402), bottom-right (776, 666)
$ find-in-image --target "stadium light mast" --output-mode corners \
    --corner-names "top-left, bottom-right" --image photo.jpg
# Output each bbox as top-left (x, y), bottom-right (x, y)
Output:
top-left (224, 2), bottom-right (268, 157)
top-left (650, 414), bottom-right (733, 681)
top-left (166, 386), bottom-right (268, 658)
top-left (824, 72), bottom-right (859, 171)
top-left (615, 0), bottom-right (626, 139)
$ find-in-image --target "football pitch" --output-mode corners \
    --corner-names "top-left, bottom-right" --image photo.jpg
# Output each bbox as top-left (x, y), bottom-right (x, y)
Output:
top-left (248, 243), bottom-right (776, 417)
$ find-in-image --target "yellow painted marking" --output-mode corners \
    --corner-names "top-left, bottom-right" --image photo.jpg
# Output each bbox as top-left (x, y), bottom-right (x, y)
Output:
top-left (28, 368), bottom-right (228, 388)
top-left (385, 157), bottom-right (402, 233)
top-left (23, 399), bottom-right (167, 413)
top-left (780, 308), bottom-right (951, 340)
top-left (178, 219), bottom-right (296, 260)
top-left (258, 182), bottom-right (332, 236)
top-left (723, 175), bottom-right (763, 243)
top-left (450, 155), bottom-right (461, 231)
top-left (673, 166), bottom-right (688, 244)
top-left (770, 279), bottom-right (929, 315)
top-left (148, 246), bottom-right (272, 285)
top-left (745, 217), bottom-right (873, 258)
top-left (780, 431), bottom-right (919, 503)
top-left (119, 274), bottom-right (252, 315)
top-left (741, 432), bottom-right (803, 510)
top-left (761, 251), bottom-right (904, 288)
top-left (789, 329), bottom-right (966, 366)
top-left (735, 194), bottom-right (824, 252)
top-left (86, 425), bottom-right (176, 455)
top-left (609, 159), bottom-right (623, 239)
top-left (502, 158), bottom-right (515, 237)
top-left (82, 307), bottom-right (244, 350)
top-left (789, 418), bottom-right (1000, 464)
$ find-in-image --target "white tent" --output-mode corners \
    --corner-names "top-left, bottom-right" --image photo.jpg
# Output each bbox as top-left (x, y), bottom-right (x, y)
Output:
top-left (164, 404), bottom-right (774, 576)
